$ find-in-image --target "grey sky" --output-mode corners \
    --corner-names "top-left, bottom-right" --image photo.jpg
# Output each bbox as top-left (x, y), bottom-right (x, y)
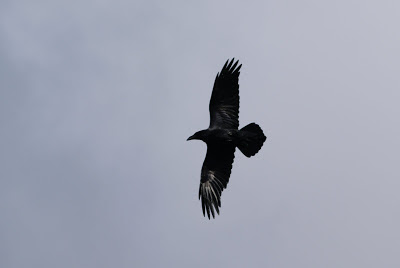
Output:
top-left (1, 1), bottom-right (400, 267)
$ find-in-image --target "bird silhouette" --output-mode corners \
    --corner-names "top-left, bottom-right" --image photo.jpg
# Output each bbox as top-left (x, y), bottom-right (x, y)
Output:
top-left (187, 59), bottom-right (267, 219)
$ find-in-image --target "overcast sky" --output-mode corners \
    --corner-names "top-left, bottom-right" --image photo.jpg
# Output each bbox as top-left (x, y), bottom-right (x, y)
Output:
top-left (2, 1), bottom-right (400, 267)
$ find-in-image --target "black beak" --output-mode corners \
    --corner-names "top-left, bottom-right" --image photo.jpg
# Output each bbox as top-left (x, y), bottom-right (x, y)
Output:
top-left (187, 135), bottom-right (195, 141)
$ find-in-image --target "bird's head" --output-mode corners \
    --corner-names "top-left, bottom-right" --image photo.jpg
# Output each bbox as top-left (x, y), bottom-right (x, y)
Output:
top-left (187, 130), bottom-right (206, 141)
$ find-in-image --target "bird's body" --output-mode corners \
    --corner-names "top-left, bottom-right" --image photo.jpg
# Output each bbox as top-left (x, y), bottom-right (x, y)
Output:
top-left (188, 59), bottom-right (266, 219)
top-left (191, 128), bottom-right (237, 144)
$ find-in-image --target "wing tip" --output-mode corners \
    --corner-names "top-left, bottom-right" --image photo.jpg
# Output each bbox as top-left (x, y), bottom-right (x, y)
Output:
top-left (221, 58), bottom-right (241, 75)
top-left (199, 182), bottom-right (222, 219)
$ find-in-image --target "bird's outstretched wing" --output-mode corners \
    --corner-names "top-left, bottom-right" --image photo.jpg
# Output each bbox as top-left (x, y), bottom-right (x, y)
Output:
top-left (199, 143), bottom-right (235, 219)
top-left (209, 59), bottom-right (241, 129)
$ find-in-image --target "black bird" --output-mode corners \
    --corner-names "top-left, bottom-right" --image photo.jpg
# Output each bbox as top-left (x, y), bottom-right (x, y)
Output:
top-left (187, 59), bottom-right (266, 219)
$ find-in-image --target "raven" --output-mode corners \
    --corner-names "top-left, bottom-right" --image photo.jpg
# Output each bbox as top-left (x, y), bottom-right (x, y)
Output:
top-left (187, 59), bottom-right (266, 219)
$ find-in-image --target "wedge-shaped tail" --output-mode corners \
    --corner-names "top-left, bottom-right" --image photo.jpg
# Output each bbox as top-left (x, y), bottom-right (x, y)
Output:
top-left (237, 123), bottom-right (266, 157)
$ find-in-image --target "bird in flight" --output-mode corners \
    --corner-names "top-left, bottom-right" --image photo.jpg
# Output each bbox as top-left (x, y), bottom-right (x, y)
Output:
top-left (187, 59), bottom-right (266, 219)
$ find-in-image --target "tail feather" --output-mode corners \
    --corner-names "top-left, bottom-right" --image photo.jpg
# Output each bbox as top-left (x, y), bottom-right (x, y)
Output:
top-left (237, 123), bottom-right (266, 157)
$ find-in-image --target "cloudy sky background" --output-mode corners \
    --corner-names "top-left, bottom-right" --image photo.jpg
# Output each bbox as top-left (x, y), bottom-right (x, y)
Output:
top-left (2, 0), bottom-right (400, 267)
